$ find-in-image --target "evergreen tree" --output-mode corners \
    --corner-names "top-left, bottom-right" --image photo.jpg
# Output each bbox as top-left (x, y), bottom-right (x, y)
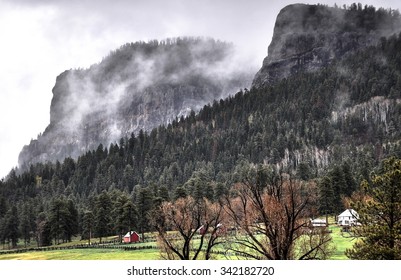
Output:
top-left (48, 198), bottom-right (70, 244)
top-left (0, 194), bottom-right (7, 218)
top-left (65, 199), bottom-right (79, 242)
top-left (135, 187), bottom-right (153, 239)
top-left (3, 206), bottom-right (19, 248)
top-left (36, 212), bottom-right (52, 247)
top-left (158, 186), bottom-right (170, 202)
top-left (174, 186), bottom-right (187, 200)
top-left (82, 210), bottom-right (94, 244)
top-left (346, 157), bottom-right (401, 259)
top-left (318, 175), bottom-right (335, 222)
top-left (94, 191), bottom-right (112, 242)
top-left (19, 202), bottom-right (35, 247)
top-left (342, 161), bottom-right (357, 196)
top-left (113, 193), bottom-right (136, 242)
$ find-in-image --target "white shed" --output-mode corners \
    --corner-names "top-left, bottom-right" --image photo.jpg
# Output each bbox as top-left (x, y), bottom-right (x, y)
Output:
top-left (310, 218), bottom-right (327, 227)
top-left (338, 209), bottom-right (359, 226)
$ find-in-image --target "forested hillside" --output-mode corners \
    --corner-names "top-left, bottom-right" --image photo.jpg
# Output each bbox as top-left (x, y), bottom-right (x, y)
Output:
top-left (1, 4), bottom-right (401, 255)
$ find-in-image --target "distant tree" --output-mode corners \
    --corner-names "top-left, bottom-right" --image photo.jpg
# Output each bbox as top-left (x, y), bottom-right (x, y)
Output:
top-left (346, 157), bottom-right (401, 259)
top-left (174, 186), bottom-right (188, 200)
top-left (135, 187), bottom-right (153, 239)
top-left (19, 202), bottom-right (35, 247)
top-left (318, 175), bottom-right (335, 223)
top-left (82, 210), bottom-right (94, 244)
top-left (0, 194), bottom-right (7, 218)
top-left (113, 193), bottom-right (136, 242)
top-left (214, 182), bottom-right (229, 202)
top-left (122, 164), bottom-right (135, 192)
top-left (318, 162), bottom-right (357, 218)
top-left (330, 165), bottom-right (347, 213)
top-left (106, 164), bottom-right (117, 187)
top-left (48, 198), bottom-right (77, 244)
top-left (36, 212), bottom-right (52, 247)
top-left (94, 191), bottom-right (113, 242)
top-left (65, 199), bottom-right (79, 241)
top-left (158, 186), bottom-right (170, 202)
top-left (341, 161), bottom-right (357, 196)
top-left (184, 170), bottom-right (209, 201)
top-left (297, 162), bottom-right (312, 180)
top-left (2, 206), bottom-right (20, 248)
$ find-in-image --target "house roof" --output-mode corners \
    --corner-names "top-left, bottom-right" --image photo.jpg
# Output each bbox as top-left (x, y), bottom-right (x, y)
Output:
top-left (338, 209), bottom-right (359, 219)
top-left (124, 231), bottom-right (139, 238)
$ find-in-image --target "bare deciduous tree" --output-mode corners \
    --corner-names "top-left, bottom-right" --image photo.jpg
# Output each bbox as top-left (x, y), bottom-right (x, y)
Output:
top-left (224, 165), bottom-right (333, 260)
top-left (151, 196), bottom-right (225, 260)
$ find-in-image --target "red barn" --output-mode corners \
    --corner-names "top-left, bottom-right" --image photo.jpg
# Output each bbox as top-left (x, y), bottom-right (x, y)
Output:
top-left (123, 231), bottom-right (140, 243)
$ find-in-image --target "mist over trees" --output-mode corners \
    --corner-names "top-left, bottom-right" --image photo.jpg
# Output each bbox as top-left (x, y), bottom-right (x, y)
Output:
top-left (18, 37), bottom-right (253, 171)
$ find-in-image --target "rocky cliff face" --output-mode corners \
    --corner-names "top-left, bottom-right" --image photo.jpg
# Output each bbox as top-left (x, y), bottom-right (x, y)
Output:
top-left (252, 4), bottom-right (401, 88)
top-left (18, 38), bottom-right (252, 169)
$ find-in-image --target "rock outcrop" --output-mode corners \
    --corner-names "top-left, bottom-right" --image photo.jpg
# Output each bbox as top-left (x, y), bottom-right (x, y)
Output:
top-left (252, 3), bottom-right (401, 88)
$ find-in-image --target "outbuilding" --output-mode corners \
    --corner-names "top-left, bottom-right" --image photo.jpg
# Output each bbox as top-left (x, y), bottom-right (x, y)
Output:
top-left (310, 218), bottom-right (327, 227)
top-left (123, 231), bottom-right (140, 243)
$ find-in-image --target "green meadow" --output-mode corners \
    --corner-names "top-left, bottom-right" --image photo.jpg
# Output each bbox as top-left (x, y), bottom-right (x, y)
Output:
top-left (0, 248), bottom-right (160, 260)
top-left (0, 218), bottom-right (357, 260)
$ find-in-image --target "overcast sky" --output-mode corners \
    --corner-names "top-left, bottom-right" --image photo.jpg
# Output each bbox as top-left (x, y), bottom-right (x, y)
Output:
top-left (1, 0), bottom-right (401, 179)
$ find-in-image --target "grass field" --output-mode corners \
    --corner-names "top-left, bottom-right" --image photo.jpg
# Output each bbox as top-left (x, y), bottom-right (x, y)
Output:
top-left (329, 226), bottom-right (354, 259)
top-left (0, 248), bottom-right (160, 260)
top-left (0, 218), bottom-right (357, 260)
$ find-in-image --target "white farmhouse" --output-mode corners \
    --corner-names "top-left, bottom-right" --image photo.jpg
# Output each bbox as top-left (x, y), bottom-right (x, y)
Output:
top-left (338, 209), bottom-right (359, 226)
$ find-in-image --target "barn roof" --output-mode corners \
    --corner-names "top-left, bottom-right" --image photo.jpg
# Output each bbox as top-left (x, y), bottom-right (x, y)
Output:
top-left (124, 231), bottom-right (139, 238)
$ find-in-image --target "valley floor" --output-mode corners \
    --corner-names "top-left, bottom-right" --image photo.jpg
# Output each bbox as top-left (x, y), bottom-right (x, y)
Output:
top-left (0, 217), bottom-right (356, 260)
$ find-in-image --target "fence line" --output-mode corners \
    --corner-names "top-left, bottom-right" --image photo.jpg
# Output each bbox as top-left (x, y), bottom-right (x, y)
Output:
top-left (0, 243), bottom-right (158, 255)
top-left (1, 242), bottom-right (260, 259)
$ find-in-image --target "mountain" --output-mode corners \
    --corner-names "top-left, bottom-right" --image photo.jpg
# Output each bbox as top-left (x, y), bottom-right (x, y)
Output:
top-left (12, 4), bottom-right (401, 185)
top-left (18, 37), bottom-right (252, 171)
top-left (247, 4), bottom-right (401, 173)
top-left (253, 3), bottom-right (401, 88)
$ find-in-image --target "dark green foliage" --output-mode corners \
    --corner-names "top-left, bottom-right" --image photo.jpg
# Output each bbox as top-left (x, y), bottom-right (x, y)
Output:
top-left (19, 202), bottom-right (36, 247)
top-left (318, 162), bottom-right (358, 215)
top-left (1, 206), bottom-right (19, 248)
top-left (94, 191), bottom-right (113, 242)
top-left (48, 198), bottom-right (78, 244)
top-left (81, 210), bottom-right (94, 243)
top-left (112, 192), bottom-right (136, 241)
top-left (346, 157), bottom-right (401, 259)
top-left (135, 187), bottom-right (154, 238)
top-left (174, 186), bottom-right (188, 200)
top-left (35, 212), bottom-right (52, 247)
top-left (0, 192), bottom-right (7, 218)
